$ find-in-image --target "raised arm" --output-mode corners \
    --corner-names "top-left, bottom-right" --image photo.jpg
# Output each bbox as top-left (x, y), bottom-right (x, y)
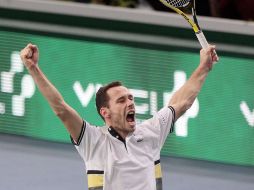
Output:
top-left (20, 43), bottom-right (83, 142)
top-left (169, 45), bottom-right (219, 120)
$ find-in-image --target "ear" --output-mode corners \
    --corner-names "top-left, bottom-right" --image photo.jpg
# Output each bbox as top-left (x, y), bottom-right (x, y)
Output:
top-left (100, 107), bottom-right (110, 119)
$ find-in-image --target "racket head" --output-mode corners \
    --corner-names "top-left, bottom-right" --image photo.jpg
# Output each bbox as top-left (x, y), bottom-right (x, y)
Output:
top-left (160, 0), bottom-right (199, 30)
top-left (164, 0), bottom-right (191, 8)
top-left (161, 0), bottom-right (194, 15)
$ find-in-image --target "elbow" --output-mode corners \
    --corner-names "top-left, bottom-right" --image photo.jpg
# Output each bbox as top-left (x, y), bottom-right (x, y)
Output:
top-left (55, 109), bottom-right (65, 119)
top-left (180, 99), bottom-right (195, 114)
top-left (184, 100), bottom-right (193, 111)
top-left (177, 102), bottom-right (191, 116)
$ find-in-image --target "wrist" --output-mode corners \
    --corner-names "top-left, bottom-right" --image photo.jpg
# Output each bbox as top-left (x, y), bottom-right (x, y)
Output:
top-left (26, 64), bottom-right (40, 76)
top-left (198, 63), bottom-right (211, 73)
top-left (27, 63), bottom-right (38, 71)
top-left (195, 65), bottom-right (209, 81)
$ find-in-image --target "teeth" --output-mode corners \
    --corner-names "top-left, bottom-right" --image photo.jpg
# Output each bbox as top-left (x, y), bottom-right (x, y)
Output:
top-left (128, 111), bottom-right (134, 114)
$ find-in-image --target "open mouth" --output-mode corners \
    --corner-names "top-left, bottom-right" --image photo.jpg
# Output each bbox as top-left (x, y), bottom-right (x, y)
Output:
top-left (126, 111), bottom-right (135, 123)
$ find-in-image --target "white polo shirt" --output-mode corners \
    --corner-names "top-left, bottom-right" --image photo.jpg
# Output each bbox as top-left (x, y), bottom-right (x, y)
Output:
top-left (72, 106), bottom-right (175, 190)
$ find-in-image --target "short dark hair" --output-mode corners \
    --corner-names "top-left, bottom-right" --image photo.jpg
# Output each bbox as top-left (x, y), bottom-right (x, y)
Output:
top-left (96, 81), bottom-right (123, 120)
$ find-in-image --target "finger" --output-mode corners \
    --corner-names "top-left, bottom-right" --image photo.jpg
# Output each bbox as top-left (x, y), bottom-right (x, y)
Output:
top-left (213, 54), bottom-right (219, 62)
top-left (26, 43), bottom-right (34, 48)
top-left (201, 45), bottom-right (214, 56)
top-left (24, 48), bottom-right (33, 59)
top-left (209, 46), bottom-right (216, 54)
top-left (30, 45), bottom-right (37, 52)
top-left (208, 45), bottom-right (219, 62)
top-left (212, 53), bottom-right (219, 62)
top-left (27, 50), bottom-right (33, 58)
top-left (29, 45), bottom-right (38, 58)
top-left (25, 43), bottom-right (35, 53)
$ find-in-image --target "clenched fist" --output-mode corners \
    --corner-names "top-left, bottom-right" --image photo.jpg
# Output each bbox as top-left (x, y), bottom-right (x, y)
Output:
top-left (20, 43), bottom-right (39, 70)
top-left (199, 45), bottom-right (219, 71)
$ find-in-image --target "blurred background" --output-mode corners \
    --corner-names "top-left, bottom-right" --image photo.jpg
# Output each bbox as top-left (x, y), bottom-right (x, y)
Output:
top-left (0, 0), bottom-right (253, 189)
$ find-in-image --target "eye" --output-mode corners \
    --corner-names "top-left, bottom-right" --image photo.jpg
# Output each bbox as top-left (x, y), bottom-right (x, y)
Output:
top-left (128, 95), bottom-right (134, 101)
top-left (117, 97), bottom-right (126, 103)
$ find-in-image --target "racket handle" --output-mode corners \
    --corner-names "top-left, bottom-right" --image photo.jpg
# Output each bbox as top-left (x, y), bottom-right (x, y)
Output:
top-left (196, 31), bottom-right (209, 49)
top-left (196, 31), bottom-right (218, 61)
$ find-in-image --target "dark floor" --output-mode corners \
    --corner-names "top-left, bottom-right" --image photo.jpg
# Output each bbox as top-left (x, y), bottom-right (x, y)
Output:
top-left (0, 133), bottom-right (253, 190)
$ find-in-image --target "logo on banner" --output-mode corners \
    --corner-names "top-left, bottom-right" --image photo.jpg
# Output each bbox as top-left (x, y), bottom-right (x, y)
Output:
top-left (0, 51), bottom-right (35, 116)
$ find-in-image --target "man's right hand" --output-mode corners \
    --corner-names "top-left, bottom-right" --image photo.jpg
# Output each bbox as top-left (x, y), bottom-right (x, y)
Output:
top-left (20, 43), bottom-right (39, 69)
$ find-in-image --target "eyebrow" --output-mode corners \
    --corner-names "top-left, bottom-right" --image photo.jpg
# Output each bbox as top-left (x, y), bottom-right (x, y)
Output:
top-left (116, 94), bottom-right (133, 102)
top-left (116, 96), bottom-right (126, 102)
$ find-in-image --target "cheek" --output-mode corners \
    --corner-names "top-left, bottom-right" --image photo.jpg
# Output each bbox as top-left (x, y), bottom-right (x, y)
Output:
top-left (112, 105), bottom-right (124, 112)
top-left (111, 107), bottom-right (125, 119)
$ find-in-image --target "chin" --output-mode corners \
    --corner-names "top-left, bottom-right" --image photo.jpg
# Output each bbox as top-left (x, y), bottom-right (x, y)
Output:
top-left (128, 123), bottom-right (136, 131)
top-left (128, 127), bottom-right (135, 133)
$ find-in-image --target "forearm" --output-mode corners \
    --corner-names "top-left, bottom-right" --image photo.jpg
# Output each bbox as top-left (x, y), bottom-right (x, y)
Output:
top-left (28, 64), bottom-right (66, 115)
top-left (169, 66), bottom-right (209, 119)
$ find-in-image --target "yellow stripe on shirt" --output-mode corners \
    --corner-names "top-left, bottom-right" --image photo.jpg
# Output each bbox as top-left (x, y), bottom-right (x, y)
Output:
top-left (155, 162), bottom-right (162, 178)
top-left (87, 174), bottom-right (104, 188)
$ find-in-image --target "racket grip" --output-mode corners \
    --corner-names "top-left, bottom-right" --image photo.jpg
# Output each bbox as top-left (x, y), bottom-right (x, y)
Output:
top-left (196, 31), bottom-right (218, 60)
top-left (195, 31), bottom-right (209, 49)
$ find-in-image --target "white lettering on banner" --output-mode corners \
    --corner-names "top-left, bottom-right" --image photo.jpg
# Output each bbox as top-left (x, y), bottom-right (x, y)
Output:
top-left (73, 82), bottom-right (95, 107)
top-left (150, 91), bottom-right (158, 115)
top-left (0, 51), bottom-right (35, 117)
top-left (12, 74), bottom-right (35, 116)
top-left (240, 101), bottom-right (254, 127)
top-left (73, 71), bottom-right (200, 137)
top-left (1, 72), bottom-right (15, 93)
top-left (129, 89), bottom-right (149, 115)
top-left (0, 102), bottom-right (5, 114)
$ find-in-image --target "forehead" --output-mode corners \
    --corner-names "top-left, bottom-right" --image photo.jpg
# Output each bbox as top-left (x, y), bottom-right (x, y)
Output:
top-left (107, 86), bottom-right (130, 99)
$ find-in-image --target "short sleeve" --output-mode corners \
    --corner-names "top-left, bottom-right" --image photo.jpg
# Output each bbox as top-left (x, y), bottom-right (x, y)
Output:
top-left (71, 120), bottom-right (104, 163)
top-left (138, 106), bottom-right (175, 150)
top-left (156, 106), bottom-right (175, 148)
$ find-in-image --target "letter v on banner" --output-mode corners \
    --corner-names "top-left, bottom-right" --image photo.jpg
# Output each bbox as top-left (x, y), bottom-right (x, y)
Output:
top-left (73, 82), bottom-right (102, 108)
top-left (73, 82), bottom-right (95, 107)
top-left (240, 101), bottom-right (254, 127)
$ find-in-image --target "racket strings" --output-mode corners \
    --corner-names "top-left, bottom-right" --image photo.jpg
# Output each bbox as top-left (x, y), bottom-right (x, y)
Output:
top-left (165, 0), bottom-right (191, 7)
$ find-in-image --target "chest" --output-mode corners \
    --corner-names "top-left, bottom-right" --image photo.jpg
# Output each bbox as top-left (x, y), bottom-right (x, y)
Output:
top-left (105, 133), bottom-right (158, 169)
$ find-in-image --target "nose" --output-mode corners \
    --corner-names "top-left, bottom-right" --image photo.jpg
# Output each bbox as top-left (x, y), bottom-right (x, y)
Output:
top-left (127, 99), bottom-right (135, 109)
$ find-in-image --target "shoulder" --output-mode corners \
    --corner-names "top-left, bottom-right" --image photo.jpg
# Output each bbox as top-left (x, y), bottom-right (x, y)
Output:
top-left (78, 121), bottom-right (109, 140)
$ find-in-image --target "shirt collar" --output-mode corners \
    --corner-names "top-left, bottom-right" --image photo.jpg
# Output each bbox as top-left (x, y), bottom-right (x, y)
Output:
top-left (108, 126), bottom-right (125, 143)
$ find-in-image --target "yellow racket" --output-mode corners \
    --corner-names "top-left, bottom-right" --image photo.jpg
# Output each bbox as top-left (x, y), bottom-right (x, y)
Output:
top-left (159, 0), bottom-right (217, 55)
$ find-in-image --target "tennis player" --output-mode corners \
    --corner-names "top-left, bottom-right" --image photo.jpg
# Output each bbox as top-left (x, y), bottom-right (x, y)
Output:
top-left (20, 43), bottom-right (218, 190)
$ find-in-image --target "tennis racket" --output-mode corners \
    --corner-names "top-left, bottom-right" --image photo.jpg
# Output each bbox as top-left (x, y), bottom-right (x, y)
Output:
top-left (158, 0), bottom-right (217, 55)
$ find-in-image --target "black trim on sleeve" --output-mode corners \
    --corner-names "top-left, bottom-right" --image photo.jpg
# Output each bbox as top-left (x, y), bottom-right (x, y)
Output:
top-left (168, 106), bottom-right (175, 133)
top-left (154, 159), bottom-right (161, 165)
top-left (87, 170), bottom-right (104, 174)
top-left (70, 120), bottom-right (86, 146)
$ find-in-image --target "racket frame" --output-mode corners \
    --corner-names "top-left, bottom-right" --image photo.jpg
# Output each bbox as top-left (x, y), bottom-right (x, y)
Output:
top-left (159, 0), bottom-right (210, 49)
